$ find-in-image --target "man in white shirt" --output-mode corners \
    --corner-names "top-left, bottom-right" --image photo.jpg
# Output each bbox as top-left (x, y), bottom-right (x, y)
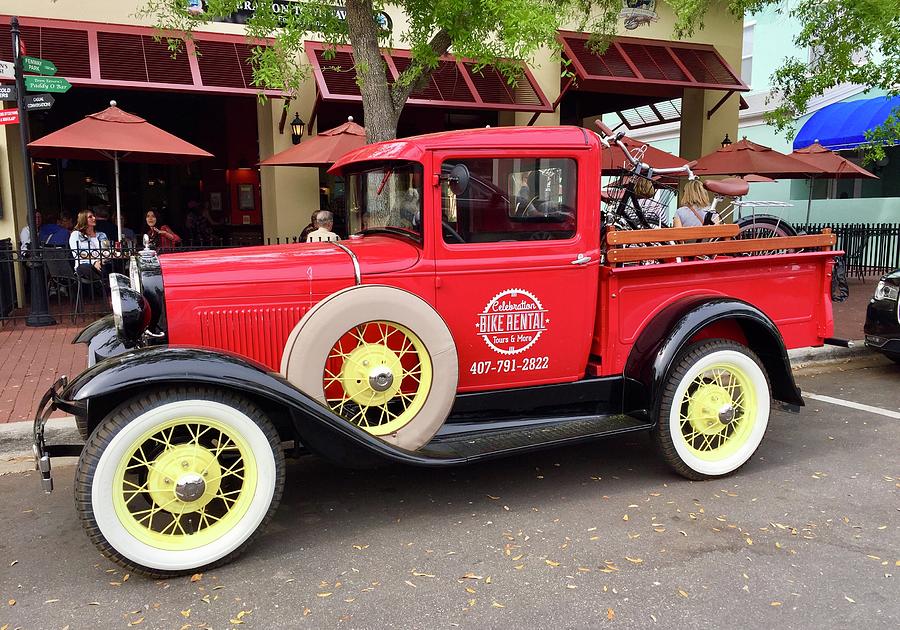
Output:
top-left (305, 211), bottom-right (340, 242)
top-left (19, 210), bottom-right (42, 255)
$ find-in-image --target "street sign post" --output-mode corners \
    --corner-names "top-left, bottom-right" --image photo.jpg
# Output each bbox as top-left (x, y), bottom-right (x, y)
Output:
top-left (9, 16), bottom-right (55, 326)
top-left (24, 75), bottom-right (71, 93)
top-left (24, 93), bottom-right (53, 111)
top-left (21, 56), bottom-right (56, 75)
top-left (0, 85), bottom-right (17, 101)
top-left (0, 59), bottom-right (14, 79)
top-left (0, 108), bottom-right (19, 125)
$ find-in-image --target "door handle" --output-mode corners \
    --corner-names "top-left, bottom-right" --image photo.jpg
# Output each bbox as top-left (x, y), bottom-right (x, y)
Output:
top-left (571, 253), bottom-right (591, 265)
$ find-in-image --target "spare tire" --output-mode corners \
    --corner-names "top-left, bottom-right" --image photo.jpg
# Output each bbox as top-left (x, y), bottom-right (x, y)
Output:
top-left (281, 285), bottom-right (458, 451)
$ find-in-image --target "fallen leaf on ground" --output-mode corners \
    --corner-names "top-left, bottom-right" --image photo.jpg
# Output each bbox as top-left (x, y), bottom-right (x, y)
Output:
top-left (180, 609), bottom-right (190, 618)
top-left (412, 571), bottom-right (435, 578)
top-left (405, 581), bottom-right (417, 588)
top-left (844, 596), bottom-right (856, 604)
top-left (128, 618), bottom-right (144, 626)
top-left (771, 602), bottom-right (782, 607)
top-left (492, 601), bottom-right (505, 608)
top-left (625, 557), bottom-right (643, 564)
top-left (677, 589), bottom-right (689, 598)
top-left (545, 560), bottom-right (560, 567)
top-left (7, 599), bottom-right (15, 606)
top-left (317, 592), bottom-right (333, 598)
top-left (486, 495), bottom-right (500, 500)
top-left (190, 573), bottom-right (203, 582)
top-left (352, 544), bottom-right (369, 550)
top-left (460, 572), bottom-right (483, 580)
top-left (607, 608), bottom-right (615, 620)
top-left (303, 607), bottom-right (311, 616)
top-left (44, 599), bottom-right (60, 604)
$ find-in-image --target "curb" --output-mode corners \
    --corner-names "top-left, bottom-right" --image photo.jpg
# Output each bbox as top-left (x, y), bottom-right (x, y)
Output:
top-left (787, 339), bottom-right (874, 370)
top-left (0, 341), bottom-right (879, 460)
top-left (0, 416), bottom-right (82, 462)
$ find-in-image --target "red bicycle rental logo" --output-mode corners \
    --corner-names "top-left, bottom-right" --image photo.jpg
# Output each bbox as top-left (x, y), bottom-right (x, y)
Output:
top-left (476, 289), bottom-right (549, 355)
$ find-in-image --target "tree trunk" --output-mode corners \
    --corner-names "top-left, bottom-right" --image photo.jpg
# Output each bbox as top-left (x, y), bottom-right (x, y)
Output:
top-left (344, 0), bottom-right (398, 143)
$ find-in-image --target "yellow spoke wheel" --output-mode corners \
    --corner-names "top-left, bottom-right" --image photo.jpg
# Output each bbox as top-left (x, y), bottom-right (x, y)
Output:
top-left (112, 417), bottom-right (257, 550)
top-left (655, 340), bottom-right (770, 480)
top-left (76, 390), bottom-right (284, 578)
top-left (323, 321), bottom-right (432, 436)
top-left (679, 365), bottom-right (757, 461)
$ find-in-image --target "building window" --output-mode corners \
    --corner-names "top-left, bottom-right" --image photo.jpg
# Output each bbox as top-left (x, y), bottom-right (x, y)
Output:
top-left (741, 23), bottom-right (754, 87)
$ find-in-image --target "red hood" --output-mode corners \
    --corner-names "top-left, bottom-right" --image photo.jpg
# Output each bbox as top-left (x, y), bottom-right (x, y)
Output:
top-left (159, 236), bottom-right (420, 290)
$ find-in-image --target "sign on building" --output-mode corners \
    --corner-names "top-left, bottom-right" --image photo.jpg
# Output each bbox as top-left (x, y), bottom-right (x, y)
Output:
top-left (619, 0), bottom-right (659, 30)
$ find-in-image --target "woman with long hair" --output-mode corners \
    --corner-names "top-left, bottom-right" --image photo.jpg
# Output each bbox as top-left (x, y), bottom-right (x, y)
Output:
top-left (144, 208), bottom-right (182, 251)
top-left (69, 209), bottom-right (107, 276)
top-left (673, 179), bottom-right (720, 228)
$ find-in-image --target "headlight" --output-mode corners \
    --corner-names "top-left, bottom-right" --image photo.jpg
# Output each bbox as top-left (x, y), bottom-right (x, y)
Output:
top-left (109, 273), bottom-right (150, 347)
top-left (874, 280), bottom-right (899, 302)
top-left (129, 257), bottom-right (142, 293)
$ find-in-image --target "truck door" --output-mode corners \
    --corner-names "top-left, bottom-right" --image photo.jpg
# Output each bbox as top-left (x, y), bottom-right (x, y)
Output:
top-left (433, 152), bottom-right (600, 392)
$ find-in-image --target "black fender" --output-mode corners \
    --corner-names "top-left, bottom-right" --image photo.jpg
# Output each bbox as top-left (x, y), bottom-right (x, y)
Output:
top-left (59, 346), bottom-right (463, 467)
top-left (74, 315), bottom-right (128, 367)
top-left (623, 297), bottom-right (803, 421)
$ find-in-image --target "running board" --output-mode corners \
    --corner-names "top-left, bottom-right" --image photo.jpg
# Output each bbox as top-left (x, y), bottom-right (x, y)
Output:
top-left (422, 414), bottom-right (652, 462)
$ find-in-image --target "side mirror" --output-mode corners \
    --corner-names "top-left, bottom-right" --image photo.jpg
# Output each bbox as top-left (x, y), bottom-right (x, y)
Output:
top-left (446, 164), bottom-right (470, 196)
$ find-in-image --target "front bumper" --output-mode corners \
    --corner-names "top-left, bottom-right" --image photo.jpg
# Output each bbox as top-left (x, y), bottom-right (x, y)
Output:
top-left (33, 376), bottom-right (85, 493)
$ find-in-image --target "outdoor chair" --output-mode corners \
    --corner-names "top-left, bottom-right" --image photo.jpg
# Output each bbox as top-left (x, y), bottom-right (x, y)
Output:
top-left (43, 245), bottom-right (78, 309)
top-left (844, 233), bottom-right (870, 283)
top-left (74, 262), bottom-right (107, 323)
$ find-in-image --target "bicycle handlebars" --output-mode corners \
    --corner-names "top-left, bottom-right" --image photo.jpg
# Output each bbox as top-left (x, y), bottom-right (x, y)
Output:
top-left (594, 119), bottom-right (694, 179)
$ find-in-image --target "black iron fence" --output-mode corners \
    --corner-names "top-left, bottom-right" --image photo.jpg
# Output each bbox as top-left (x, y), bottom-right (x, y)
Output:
top-left (3, 224), bottom-right (898, 325)
top-left (0, 235), bottom-right (310, 325)
top-left (796, 223), bottom-right (900, 279)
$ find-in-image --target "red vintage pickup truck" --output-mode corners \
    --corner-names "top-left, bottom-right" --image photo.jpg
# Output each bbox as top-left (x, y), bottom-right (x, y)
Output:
top-left (34, 126), bottom-right (836, 578)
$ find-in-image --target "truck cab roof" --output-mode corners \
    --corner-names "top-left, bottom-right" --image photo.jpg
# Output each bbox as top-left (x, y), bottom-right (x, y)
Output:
top-left (329, 126), bottom-right (599, 175)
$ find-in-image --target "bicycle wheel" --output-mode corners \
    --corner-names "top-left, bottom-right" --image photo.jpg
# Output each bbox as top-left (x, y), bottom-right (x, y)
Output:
top-left (736, 215), bottom-right (798, 255)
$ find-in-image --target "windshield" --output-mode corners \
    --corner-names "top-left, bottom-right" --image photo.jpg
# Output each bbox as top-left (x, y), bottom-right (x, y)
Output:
top-left (347, 161), bottom-right (424, 241)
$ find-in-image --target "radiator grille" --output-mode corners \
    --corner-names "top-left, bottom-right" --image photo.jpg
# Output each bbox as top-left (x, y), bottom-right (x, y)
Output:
top-left (198, 305), bottom-right (308, 371)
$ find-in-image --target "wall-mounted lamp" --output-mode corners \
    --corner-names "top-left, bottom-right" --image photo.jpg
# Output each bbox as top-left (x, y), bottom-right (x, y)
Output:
top-left (721, 133), bottom-right (733, 148)
top-left (291, 113), bottom-right (306, 145)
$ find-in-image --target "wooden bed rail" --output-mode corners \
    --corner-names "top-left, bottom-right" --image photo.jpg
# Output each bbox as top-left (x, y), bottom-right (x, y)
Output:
top-left (606, 228), bottom-right (836, 264)
top-left (607, 224), bottom-right (739, 244)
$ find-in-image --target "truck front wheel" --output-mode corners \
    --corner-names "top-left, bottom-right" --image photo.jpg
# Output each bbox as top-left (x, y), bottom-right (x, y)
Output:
top-left (74, 387), bottom-right (285, 578)
top-left (655, 339), bottom-right (771, 480)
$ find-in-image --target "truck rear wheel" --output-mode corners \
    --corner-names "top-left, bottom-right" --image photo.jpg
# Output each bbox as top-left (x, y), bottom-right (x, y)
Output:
top-left (654, 339), bottom-right (771, 480)
top-left (74, 387), bottom-right (284, 578)
top-left (282, 286), bottom-right (458, 451)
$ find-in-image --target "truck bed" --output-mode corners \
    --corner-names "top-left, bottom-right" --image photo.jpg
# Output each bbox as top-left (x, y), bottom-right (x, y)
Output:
top-left (593, 250), bottom-right (835, 376)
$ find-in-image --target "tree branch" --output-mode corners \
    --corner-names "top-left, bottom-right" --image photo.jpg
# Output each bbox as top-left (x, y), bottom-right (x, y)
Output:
top-left (390, 28), bottom-right (452, 111)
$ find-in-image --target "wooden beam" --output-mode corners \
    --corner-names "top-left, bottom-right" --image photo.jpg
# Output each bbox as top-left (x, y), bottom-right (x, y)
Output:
top-left (607, 232), bottom-right (836, 263)
top-left (607, 224), bottom-right (739, 244)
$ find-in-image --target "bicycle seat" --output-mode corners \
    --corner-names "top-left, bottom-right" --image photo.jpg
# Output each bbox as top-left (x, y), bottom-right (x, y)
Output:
top-left (704, 177), bottom-right (749, 197)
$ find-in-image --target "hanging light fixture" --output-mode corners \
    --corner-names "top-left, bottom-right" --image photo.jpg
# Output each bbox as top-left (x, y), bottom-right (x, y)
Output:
top-left (291, 114), bottom-right (306, 145)
top-left (721, 133), bottom-right (733, 148)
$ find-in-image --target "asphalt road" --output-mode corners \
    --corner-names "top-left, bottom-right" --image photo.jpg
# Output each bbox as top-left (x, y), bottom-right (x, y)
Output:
top-left (1, 359), bottom-right (898, 630)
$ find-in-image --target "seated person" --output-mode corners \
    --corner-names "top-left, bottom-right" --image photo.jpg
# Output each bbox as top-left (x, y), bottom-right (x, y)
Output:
top-left (673, 180), bottom-right (721, 228)
top-left (39, 211), bottom-right (74, 246)
top-left (306, 211), bottom-right (341, 242)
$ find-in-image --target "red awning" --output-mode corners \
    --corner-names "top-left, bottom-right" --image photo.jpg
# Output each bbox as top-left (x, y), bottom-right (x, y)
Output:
top-left (305, 41), bottom-right (553, 113)
top-left (558, 32), bottom-right (748, 98)
top-left (0, 15), bottom-right (281, 97)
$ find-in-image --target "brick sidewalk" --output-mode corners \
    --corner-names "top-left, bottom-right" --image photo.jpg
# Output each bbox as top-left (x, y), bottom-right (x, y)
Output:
top-left (0, 321), bottom-right (87, 424)
top-left (0, 277), bottom-right (879, 425)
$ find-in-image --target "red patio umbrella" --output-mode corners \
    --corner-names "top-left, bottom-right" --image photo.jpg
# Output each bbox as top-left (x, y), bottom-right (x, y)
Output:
top-left (742, 174), bottom-right (777, 183)
top-left (691, 137), bottom-right (825, 180)
top-left (791, 141), bottom-right (878, 179)
top-left (601, 135), bottom-right (689, 173)
top-left (790, 141), bottom-right (877, 221)
top-left (29, 101), bottom-right (213, 239)
top-left (260, 117), bottom-right (367, 168)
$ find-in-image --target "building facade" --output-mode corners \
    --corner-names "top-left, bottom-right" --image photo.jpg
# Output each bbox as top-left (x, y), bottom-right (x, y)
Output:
top-left (624, 4), bottom-right (899, 225)
top-left (1, 0), bottom-right (746, 275)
